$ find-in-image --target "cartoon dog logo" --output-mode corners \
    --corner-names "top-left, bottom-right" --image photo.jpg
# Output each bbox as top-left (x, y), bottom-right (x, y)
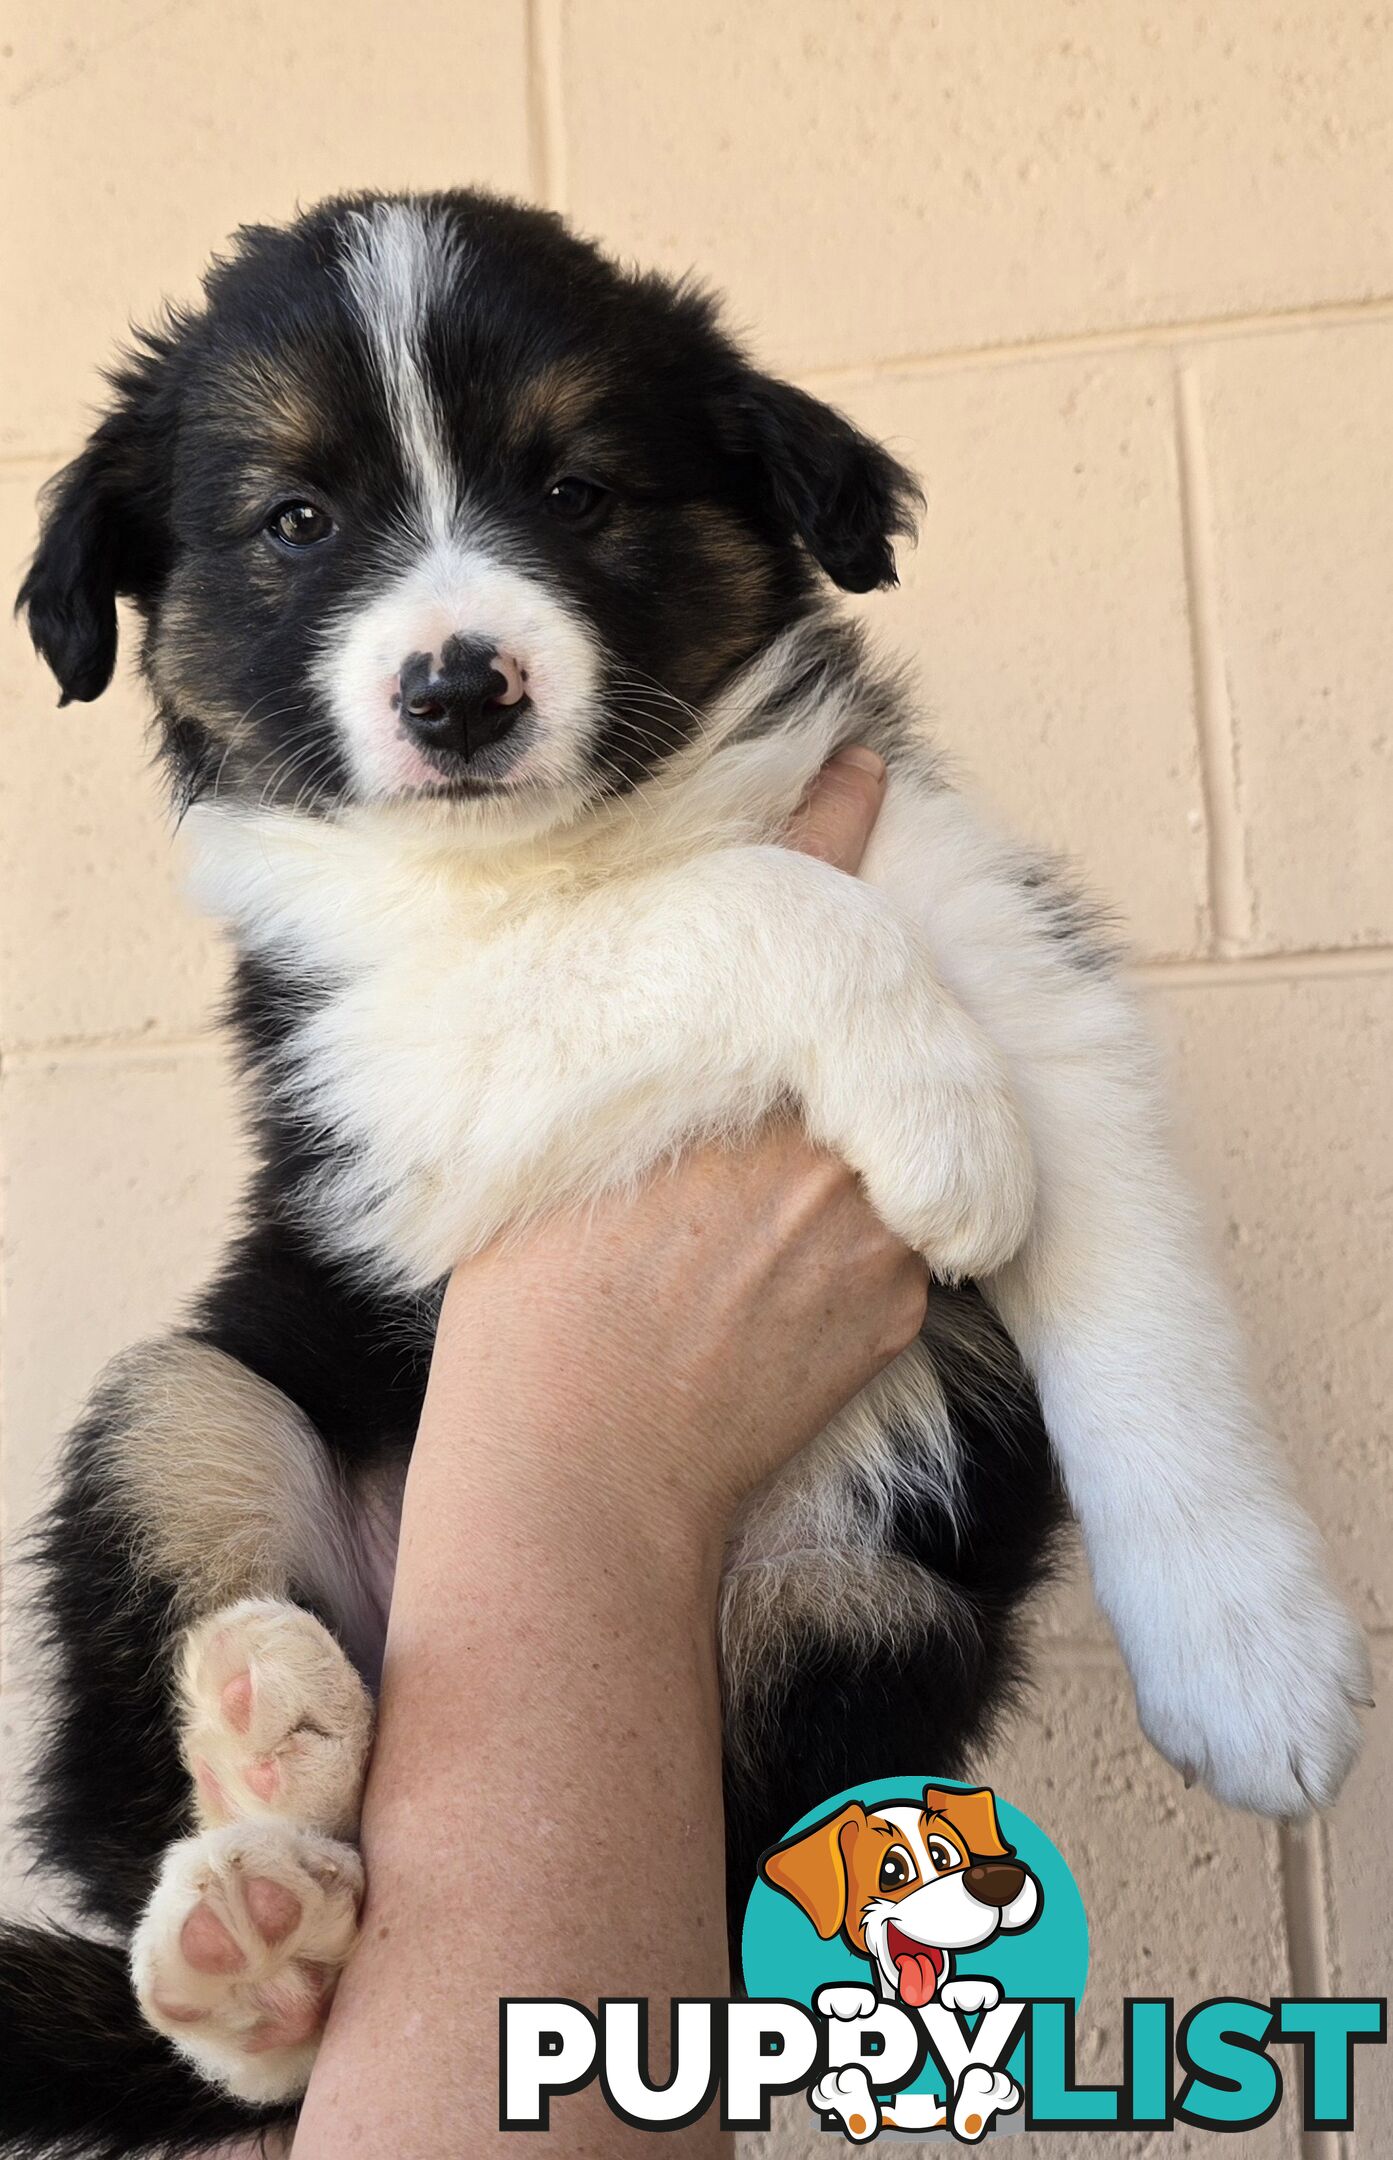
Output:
top-left (760, 1783), bottom-right (1042, 2142)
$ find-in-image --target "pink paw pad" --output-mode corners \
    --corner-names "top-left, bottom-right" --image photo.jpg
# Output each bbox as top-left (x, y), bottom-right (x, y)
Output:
top-left (180, 1901), bottom-right (246, 1975)
top-left (242, 1754), bottom-right (282, 1803)
top-left (244, 1875), bottom-right (303, 1947)
top-left (245, 1984), bottom-right (329, 2054)
top-left (220, 1669), bottom-right (254, 1734)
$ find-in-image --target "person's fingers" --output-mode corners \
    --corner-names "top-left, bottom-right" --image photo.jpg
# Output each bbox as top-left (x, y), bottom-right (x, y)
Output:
top-left (783, 744), bottom-right (887, 872)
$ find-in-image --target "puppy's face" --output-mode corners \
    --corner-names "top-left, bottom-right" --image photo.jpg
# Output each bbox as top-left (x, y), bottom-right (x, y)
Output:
top-left (762, 1784), bottom-right (1041, 2005)
top-left (20, 192), bottom-right (918, 841)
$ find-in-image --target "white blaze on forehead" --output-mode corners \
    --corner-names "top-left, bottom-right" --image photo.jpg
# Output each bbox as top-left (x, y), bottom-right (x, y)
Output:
top-left (340, 201), bottom-right (462, 541)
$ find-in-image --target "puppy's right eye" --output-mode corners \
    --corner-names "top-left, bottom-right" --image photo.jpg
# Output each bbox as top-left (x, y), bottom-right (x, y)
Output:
top-left (267, 501), bottom-right (335, 549)
top-left (878, 1846), bottom-right (916, 1892)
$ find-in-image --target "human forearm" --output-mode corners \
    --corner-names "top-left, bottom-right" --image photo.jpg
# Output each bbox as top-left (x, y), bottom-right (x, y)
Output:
top-left (292, 1300), bottom-right (735, 2158)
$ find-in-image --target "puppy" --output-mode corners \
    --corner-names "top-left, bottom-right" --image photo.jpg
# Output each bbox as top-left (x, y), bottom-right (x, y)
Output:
top-left (1, 190), bottom-right (1367, 2154)
top-left (764, 1783), bottom-right (1038, 2140)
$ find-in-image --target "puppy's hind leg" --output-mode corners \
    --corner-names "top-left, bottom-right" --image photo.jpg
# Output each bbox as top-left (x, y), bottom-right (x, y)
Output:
top-left (133, 1599), bottom-right (374, 2103)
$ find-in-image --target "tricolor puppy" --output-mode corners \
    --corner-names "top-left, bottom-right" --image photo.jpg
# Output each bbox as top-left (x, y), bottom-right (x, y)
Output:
top-left (1, 189), bottom-right (1368, 2156)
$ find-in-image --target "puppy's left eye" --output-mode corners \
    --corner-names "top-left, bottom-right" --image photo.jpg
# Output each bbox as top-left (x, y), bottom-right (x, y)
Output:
top-left (878, 1846), bottom-right (916, 1892)
top-left (927, 1839), bottom-right (959, 1873)
top-left (267, 501), bottom-right (335, 549)
top-left (543, 476), bottom-right (610, 528)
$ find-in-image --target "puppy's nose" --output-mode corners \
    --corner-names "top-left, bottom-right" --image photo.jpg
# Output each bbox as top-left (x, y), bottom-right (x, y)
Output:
top-left (962, 1862), bottom-right (1027, 1909)
top-left (399, 638), bottom-right (528, 759)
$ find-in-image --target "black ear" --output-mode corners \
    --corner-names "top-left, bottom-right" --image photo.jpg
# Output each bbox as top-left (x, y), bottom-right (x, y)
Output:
top-left (17, 339), bottom-right (173, 704)
top-left (724, 371), bottom-right (923, 593)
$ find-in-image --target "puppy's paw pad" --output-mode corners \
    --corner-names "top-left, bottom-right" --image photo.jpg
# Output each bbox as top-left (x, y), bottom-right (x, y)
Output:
top-left (180, 1597), bottom-right (373, 1837)
top-left (810, 2064), bottom-right (880, 2142)
top-left (132, 1820), bottom-right (363, 2105)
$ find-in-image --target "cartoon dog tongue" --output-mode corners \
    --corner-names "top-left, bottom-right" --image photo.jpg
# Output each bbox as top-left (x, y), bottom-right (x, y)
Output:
top-left (894, 1942), bottom-right (943, 2007)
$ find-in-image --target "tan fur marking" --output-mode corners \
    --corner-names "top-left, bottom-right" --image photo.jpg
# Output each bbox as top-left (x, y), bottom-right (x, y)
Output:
top-left (101, 1338), bottom-right (351, 1621)
top-left (505, 358), bottom-right (607, 445)
top-left (216, 354), bottom-right (327, 470)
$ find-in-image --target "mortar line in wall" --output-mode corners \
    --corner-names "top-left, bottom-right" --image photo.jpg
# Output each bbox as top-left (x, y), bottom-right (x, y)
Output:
top-left (524, 0), bottom-right (568, 213)
top-left (4, 944), bottom-right (1390, 1072)
top-left (1134, 947), bottom-right (1393, 989)
top-left (798, 294), bottom-right (1393, 391)
top-left (1279, 1817), bottom-right (1345, 2160)
top-left (1174, 360), bottom-right (1252, 958)
top-left (11, 294), bottom-right (1393, 477)
top-left (0, 1030), bottom-right (223, 1072)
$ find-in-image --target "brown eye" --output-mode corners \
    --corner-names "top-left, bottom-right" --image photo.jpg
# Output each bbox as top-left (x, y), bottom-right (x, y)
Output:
top-left (543, 475), bottom-right (609, 528)
top-left (878, 1846), bottom-right (916, 1893)
top-left (268, 500), bottom-right (335, 549)
top-left (928, 1838), bottom-right (959, 1873)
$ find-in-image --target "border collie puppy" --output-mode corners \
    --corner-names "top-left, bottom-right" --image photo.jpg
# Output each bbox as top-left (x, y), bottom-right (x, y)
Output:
top-left (3, 191), bottom-right (1367, 2155)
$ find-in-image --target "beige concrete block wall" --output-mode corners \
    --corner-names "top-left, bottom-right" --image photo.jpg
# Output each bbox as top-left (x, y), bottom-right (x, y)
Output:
top-left (2, 4), bottom-right (1389, 2152)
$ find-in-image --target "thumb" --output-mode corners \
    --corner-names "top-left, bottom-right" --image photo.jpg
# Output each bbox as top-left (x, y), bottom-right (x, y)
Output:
top-left (783, 745), bottom-right (887, 873)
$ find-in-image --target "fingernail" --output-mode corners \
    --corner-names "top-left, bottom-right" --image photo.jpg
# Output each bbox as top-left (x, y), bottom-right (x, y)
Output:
top-left (830, 745), bottom-right (886, 782)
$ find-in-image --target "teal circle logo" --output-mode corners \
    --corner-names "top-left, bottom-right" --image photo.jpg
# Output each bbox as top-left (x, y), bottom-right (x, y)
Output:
top-left (740, 1775), bottom-right (1088, 2113)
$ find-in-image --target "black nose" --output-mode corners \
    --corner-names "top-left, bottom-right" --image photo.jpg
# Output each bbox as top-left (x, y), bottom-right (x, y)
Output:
top-left (962, 1862), bottom-right (1027, 1909)
top-left (398, 637), bottom-right (524, 760)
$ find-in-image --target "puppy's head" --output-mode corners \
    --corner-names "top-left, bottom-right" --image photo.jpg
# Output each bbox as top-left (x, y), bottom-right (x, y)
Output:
top-left (19, 191), bottom-right (919, 840)
top-left (761, 1784), bottom-right (1041, 2005)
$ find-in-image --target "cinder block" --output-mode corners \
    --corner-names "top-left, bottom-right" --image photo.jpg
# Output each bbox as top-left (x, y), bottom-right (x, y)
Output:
top-left (1, 469), bottom-right (230, 1049)
top-left (1323, 1642), bottom-right (1393, 2155)
top-left (840, 353), bottom-right (1207, 959)
top-left (0, 0), bottom-right (533, 454)
top-left (1150, 972), bottom-right (1393, 1634)
top-left (1193, 323), bottom-right (1393, 953)
top-left (0, 1048), bottom-right (246, 1640)
top-left (562, 1), bottom-right (1393, 372)
top-left (738, 1647), bottom-right (1299, 2158)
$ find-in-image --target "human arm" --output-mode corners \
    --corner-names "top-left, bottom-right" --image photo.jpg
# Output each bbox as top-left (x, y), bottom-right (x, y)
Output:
top-left (291, 749), bottom-right (919, 2158)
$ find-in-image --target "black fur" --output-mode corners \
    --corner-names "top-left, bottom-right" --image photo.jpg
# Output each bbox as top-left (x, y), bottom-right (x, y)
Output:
top-left (5, 189), bottom-right (1061, 2157)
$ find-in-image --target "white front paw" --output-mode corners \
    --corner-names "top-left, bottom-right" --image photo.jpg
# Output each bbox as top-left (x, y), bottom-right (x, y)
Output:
top-left (938, 1976), bottom-right (1001, 2015)
top-left (815, 1982), bottom-right (879, 2023)
top-left (810, 2064), bottom-right (880, 2142)
top-left (1119, 1524), bottom-right (1370, 1816)
top-left (857, 1060), bottom-right (1035, 1283)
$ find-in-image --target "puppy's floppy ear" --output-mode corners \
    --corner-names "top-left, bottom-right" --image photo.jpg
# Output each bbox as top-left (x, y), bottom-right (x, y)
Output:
top-left (722, 369), bottom-right (922, 593)
top-left (760, 1802), bottom-right (866, 1939)
top-left (17, 333), bottom-right (175, 705)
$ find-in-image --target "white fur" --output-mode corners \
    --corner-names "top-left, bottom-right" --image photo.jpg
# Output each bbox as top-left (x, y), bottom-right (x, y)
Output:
top-left (312, 537), bottom-right (605, 808)
top-left (340, 201), bottom-right (462, 544)
top-left (185, 616), bottom-right (1367, 1819)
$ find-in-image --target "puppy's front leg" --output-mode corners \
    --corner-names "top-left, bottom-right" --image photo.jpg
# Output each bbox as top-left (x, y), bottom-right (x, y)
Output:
top-left (862, 782), bottom-right (1368, 1816)
top-left (735, 850), bottom-right (1037, 1281)
top-left (980, 987), bottom-right (1370, 1816)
